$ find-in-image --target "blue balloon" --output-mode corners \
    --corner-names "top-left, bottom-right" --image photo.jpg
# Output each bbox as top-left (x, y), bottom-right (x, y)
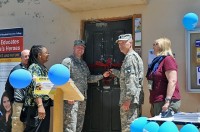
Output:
top-left (158, 121), bottom-right (179, 132)
top-left (48, 64), bottom-right (70, 86)
top-left (180, 124), bottom-right (199, 132)
top-left (9, 69), bottom-right (32, 89)
top-left (182, 12), bottom-right (198, 30)
top-left (130, 117), bottom-right (148, 132)
top-left (143, 121), bottom-right (159, 132)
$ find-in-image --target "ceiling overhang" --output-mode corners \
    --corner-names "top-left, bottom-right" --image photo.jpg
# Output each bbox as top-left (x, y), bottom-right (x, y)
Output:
top-left (50, 0), bottom-right (149, 12)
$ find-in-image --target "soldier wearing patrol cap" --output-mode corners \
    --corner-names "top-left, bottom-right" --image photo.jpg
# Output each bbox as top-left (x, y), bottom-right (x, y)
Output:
top-left (62, 39), bottom-right (111, 132)
top-left (111, 34), bottom-right (144, 132)
top-left (73, 40), bottom-right (86, 47)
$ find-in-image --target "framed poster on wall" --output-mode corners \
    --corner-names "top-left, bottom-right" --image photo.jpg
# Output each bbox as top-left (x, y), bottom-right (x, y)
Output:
top-left (186, 28), bottom-right (200, 93)
top-left (0, 27), bottom-right (23, 132)
top-left (132, 14), bottom-right (142, 57)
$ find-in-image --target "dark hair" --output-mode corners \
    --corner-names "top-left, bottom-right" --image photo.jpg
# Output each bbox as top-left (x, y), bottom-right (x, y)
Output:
top-left (0, 91), bottom-right (11, 113)
top-left (28, 45), bottom-right (46, 71)
top-left (0, 91), bottom-right (12, 130)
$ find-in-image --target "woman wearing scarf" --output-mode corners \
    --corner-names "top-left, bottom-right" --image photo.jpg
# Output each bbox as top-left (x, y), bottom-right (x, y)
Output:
top-left (146, 37), bottom-right (181, 117)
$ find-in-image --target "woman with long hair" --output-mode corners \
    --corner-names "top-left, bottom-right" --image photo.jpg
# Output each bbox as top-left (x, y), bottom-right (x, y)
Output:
top-left (24, 45), bottom-right (52, 132)
top-left (0, 91), bottom-right (12, 132)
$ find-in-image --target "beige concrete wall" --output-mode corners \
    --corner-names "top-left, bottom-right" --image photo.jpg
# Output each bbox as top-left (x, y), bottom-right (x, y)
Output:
top-left (73, 0), bottom-right (200, 116)
top-left (0, 0), bottom-right (81, 68)
top-left (0, 0), bottom-right (200, 120)
top-left (0, 1), bottom-right (79, 131)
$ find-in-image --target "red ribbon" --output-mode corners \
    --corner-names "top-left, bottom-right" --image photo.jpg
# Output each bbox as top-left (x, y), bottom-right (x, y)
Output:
top-left (88, 58), bottom-right (122, 69)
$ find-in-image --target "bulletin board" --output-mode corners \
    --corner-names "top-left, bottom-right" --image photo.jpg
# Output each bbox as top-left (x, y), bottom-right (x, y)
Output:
top-left (133, 14), bottom-right (142, 57)
top-left (186, 28), bottom-right (200, 92)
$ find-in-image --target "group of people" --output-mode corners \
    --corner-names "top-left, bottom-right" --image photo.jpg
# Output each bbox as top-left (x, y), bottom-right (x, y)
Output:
top-left (1, 45), bottom-right (52, 132)
top-left (0, 33), bottom-right (181, 132)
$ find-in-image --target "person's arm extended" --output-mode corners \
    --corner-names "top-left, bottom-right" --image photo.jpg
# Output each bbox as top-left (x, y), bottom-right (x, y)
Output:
top-left (110, 69), bottom-right (120, 78)
top-left (162, 70), bottom-right (177, 111)
top-left (87, 70), bottom-right (111, 83)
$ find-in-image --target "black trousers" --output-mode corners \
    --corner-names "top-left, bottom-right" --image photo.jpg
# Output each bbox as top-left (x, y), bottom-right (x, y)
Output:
top-left (24, 105), bottom-right (51, 132)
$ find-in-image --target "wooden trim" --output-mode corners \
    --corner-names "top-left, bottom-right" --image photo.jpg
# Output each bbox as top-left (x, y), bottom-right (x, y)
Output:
top-left (83, 15), bottom-right (132, 23)
top-left (80, 20), bottom-right (85, 39)
top-left (132, 15), bottom-right (136, 49)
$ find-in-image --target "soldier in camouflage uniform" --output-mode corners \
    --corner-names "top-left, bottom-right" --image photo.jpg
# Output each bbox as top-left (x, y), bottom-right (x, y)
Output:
top-left (111, 34), bottom-right (144, 132)
top-left (62, 40), bottom-right (110, 132)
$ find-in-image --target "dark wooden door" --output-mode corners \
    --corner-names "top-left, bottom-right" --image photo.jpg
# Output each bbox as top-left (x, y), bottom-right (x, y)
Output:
top-left (83, 19), bottom-right (132, 132)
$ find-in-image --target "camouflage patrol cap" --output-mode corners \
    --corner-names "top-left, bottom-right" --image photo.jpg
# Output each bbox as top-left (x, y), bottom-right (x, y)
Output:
top-left (74, 40), bottom-right (86, 47)
top-left (116, 34), bottom-right (133, 43)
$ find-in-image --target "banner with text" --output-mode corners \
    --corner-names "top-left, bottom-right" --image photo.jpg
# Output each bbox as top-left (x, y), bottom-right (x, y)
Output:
top-left (0, 27), bottom-right (23, 100)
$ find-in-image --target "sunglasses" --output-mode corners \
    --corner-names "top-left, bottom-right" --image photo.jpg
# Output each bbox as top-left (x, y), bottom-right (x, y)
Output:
top-left (153, 43), bottom-right (158, 46)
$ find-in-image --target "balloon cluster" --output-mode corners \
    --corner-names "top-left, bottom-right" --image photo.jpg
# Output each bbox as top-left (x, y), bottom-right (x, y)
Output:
top-left (182, 12), bottom-right (199, 30)
top-left (180, 124), bottom-right (199, 132)
top-left (9, 64), bottom-right (70, 89)
top-left (130, 117), bottom-right (148, 132)
top-left (130, 117), bottom-right (199, 132)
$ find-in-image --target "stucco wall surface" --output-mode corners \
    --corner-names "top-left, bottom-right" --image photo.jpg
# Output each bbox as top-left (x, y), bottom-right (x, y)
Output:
top-left (0, 0), bottom-right (200, 118)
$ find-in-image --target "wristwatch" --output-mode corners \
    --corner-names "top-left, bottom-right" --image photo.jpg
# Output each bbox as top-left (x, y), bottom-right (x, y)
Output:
top-left (165, 97), bottom-right (171, 103)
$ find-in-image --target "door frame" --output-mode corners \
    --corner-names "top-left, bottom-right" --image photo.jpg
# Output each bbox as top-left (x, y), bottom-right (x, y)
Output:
top-left (81, 15), bottom-right (142, 131)
top-left (80, 14), bottom-right (142, 55)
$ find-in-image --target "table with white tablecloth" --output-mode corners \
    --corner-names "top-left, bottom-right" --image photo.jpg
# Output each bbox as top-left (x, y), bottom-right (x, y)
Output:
top-left (148, 113), bottom-right (200, 128)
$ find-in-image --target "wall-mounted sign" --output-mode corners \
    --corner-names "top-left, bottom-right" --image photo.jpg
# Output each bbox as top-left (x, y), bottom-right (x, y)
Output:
top-left (135, 18), bottom-right (142, 46)
top-left (185, 28), bottom-right (200, 92)
top-left (197, 67), bottom-right (200, 85)
top-left (196, 40), bottom-right (200, 64)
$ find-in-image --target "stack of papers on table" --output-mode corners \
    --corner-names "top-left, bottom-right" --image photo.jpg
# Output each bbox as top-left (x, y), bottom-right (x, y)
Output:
top-left (173, 112), bottom-right (200, 122)
top-left (148, 114), bottom-right (173, 122)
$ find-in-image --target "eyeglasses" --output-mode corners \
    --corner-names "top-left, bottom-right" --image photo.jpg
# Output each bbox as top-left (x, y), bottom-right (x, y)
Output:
top-left (153, 43), bottom-right (158, 46)
top-left (42, 52), bottom-right (50, 55)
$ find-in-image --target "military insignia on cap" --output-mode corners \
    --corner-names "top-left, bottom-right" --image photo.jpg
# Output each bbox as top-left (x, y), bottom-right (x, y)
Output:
top-left (74, 40), bottom-right (86, 47)
top-left (116, 34), bottom-right (132, 43)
